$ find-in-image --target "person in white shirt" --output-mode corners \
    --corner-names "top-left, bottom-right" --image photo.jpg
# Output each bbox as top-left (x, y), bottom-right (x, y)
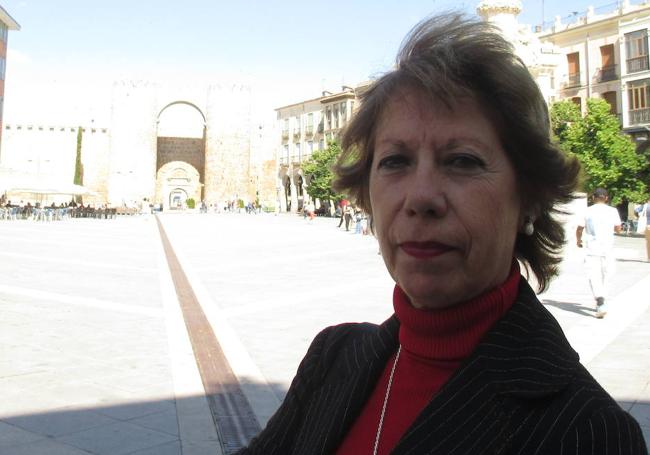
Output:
top-left (635, 197), bottom-right (650, 261)
top-left (576, 188), bottom-right (622, 318)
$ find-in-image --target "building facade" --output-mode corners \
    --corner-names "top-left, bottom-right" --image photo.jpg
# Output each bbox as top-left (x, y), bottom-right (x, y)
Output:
top-left (536, 0), bottom-right (650, 141)
top-left (274, 83), bottom-right (367, 212)
top-left (0, 5), bottom-right (19, 152)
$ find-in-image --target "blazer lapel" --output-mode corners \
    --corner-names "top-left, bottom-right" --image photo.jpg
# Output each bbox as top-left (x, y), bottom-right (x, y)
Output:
top-left (294, 316), bottom-right (400, 454)
top-left (393, 280), bottom-right (579, 455)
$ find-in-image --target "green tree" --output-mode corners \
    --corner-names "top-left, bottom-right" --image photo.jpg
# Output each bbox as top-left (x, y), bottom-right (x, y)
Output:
top-left (550, 100), bottom-right (580, 144)
top-left (74, 126), bottom-right (84, 204)
top-left (301, 141), bottom-right (343, 203)
top-left (551, 99), bottom-right (646, 205)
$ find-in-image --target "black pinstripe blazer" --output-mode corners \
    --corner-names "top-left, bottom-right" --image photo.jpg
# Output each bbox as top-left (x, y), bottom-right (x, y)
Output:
top-left (237, 279), bottom-right (647, 454)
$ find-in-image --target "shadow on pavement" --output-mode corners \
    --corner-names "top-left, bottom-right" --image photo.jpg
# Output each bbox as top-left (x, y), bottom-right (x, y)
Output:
top-left (542, 299), bottom-right (598, 317)
top-left (0, 384), bottom-right (283, 455)
top-left (616, 258), bottom-right (650, 264)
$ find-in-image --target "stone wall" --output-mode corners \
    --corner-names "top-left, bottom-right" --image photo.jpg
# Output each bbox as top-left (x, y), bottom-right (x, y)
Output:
top-left (157, 136), bottom-right (205, 182)
top-left (0, 124), bottom-right (110, 205)
top-left (2, 79), bottom-right (266, 207)
top-left (108, 81), bottom-right (159, 206)
top-left (204, 84), bottom-right (252, 204)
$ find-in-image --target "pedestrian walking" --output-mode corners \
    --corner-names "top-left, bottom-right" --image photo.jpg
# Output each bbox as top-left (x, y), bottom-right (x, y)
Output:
top-left (576, 188), bottom-right (622, 318)
top-left (344, 204), bottom-right (354, 231)
top-left (337, 198), bottom-right (349, 228)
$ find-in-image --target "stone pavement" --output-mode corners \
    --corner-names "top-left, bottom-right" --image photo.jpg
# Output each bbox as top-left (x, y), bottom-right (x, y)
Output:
top-left (0, 212), bottom-right (648, 454)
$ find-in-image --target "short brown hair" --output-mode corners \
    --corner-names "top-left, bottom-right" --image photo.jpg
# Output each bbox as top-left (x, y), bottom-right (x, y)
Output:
top-left (333, 14), bottom-right (580, 291)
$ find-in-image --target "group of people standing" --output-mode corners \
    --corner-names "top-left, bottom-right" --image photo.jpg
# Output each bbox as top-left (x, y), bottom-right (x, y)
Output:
top-left (336, 198), bottom-right (369, 234)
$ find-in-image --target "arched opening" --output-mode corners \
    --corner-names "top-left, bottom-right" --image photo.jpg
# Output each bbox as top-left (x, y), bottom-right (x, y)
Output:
top-left (156, 101), bottom-right (207, 206)
top-left (156, 161), bottom-right (201, 211)
top-left (296, 175), bottom-right (304, 210)
top-left (169, 188), bottom-right (189, 209)
top-left (284, 176), bottom-right (292, 212)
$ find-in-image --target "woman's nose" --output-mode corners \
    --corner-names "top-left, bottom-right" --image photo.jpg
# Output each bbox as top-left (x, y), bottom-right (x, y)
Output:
top-left (403, 167), bottom-right (448, 218)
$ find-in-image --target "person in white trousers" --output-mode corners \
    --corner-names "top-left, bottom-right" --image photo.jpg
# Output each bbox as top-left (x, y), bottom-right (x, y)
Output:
top-left (576, 188), bottom-right (622, 318)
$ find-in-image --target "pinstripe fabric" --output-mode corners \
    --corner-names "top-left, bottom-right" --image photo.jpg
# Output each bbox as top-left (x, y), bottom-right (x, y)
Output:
top-left (236, 279), bottom-right (648, 454)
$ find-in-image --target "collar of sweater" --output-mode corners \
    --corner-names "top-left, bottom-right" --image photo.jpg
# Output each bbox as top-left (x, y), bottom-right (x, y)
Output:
top-left (394, 261), bottom-right (520, 361)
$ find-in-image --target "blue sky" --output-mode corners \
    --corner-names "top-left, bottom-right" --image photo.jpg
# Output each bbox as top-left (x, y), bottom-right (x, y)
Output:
top-left (1, 0), bottom-right (621, 122)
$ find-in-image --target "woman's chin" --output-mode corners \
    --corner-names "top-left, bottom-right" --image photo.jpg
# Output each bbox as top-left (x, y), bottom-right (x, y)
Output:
top-left (401, 285), bottom-right (461, 310)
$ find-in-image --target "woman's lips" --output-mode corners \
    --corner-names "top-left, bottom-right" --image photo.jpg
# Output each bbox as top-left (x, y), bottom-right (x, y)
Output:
top-left (400, 241), bottom-right (454, 259)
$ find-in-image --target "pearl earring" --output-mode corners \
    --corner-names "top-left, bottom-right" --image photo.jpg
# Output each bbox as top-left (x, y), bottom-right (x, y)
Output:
top-left (524, 217), bottom-right (535, 236)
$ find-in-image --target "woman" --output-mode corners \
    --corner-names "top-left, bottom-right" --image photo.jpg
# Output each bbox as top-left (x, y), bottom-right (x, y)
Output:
top-left (237, 14), bottom-right (647, 454)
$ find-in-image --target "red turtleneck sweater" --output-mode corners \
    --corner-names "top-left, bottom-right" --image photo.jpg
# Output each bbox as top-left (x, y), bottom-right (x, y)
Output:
top-left (336, 263), bottom-right (520, 455)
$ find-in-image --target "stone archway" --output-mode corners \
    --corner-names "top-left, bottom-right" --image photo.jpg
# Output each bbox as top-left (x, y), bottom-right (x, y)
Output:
top-left (156, 161), bottom-right (201, 210)
top-left (169, 188), bottom-right (189, 209)
top-left (156, 101), bottom-right (207, 205)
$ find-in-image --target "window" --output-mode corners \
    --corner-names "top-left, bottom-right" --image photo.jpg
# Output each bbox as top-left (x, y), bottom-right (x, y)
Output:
top-left (599, 45), bottom-right (617, 82)
top-left (283, 144), bottom-right (289, 161)
top-left (307, 140), bottom-right (313, 154)
top-left (319, 139), bottom-right (325, 150)
top-left (341, 102), bottom-right (347, 122)
top-left (0, 24), bottom-right (6, 43)
top-left (325, 106), bottom-right (332, 130)
top-left (295, 142), bottom-right (301, 160)
top-left (628, 81), bottom-right (649, 110)
top-left (626, 30), bottom-right (649, 73)
top-left (333, 104), bottom-right (339, 129)
top-left (627, 79), bottom-right (650, 125)
top-left (567, 52), bottom-right (580, 86)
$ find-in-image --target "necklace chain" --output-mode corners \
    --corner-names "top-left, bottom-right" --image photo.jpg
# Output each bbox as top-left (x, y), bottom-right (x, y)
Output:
top-left (373, 345), bottom-right (402, 455)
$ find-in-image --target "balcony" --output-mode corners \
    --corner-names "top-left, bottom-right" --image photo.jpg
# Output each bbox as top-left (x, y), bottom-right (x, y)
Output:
top-left (627, 56), bottom-right (649, 73)
top-left (629, 108), bottom-right (650, 125)
top-left (291, 155), bottom-right (301, 164)
top-left (280, 156), bottom-right (290, 166)
top-left (293, 128), bottom-right (301, 138)
top-left (564, 72), bottom-right (581, 88)
top-left (281, 130), bottom-right (289, 140)
top-left (595, 65), bottom-right (618, 82)
top-left (305, 125), bottom-right (314, 136)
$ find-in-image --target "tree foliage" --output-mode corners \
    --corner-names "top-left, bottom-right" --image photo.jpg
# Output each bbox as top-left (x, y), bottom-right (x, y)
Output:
top-left (301, 141), bottom-right (343, 202)
top-left (74, 126), bottom-right (84, 204)
top-left (550, 100), bottom-right (580, 144)
top-left (74, 126), bottom-right (84, 185)
top-left (551, 99), bottom-right (647, 205)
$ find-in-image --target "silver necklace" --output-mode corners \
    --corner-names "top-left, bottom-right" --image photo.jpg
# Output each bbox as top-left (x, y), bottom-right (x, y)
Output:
top-left (373, 345), bottom-right (402, 455)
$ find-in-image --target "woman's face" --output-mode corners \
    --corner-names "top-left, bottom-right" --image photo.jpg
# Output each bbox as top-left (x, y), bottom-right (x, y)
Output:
top-left (369, 88), bottom-right (523, 310)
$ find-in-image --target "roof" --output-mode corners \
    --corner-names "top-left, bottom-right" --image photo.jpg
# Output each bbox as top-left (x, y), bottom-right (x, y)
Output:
top-left (0, 5), bottom-right (20, 30)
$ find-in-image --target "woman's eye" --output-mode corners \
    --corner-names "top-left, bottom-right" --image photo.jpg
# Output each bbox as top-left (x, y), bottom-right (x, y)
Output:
top-left (377, 154), bottom-right (409, 170)
top-left (446, 154), bottom-right (485, 171)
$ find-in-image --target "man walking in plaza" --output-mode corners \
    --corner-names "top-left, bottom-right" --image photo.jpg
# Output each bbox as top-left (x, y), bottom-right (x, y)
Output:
top-left (576, 188), bottom-right (622, 318)
top-left (636, 196), bottom-right (650, 261)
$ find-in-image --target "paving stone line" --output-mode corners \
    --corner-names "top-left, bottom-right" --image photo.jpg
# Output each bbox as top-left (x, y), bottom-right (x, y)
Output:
top-left (155, 216), bottom-right (261, 454)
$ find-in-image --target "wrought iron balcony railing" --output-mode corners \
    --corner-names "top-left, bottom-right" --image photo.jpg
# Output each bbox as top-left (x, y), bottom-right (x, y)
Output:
top-left (628, 108), bottom-right (650, 125)
top-left (627, 56), bottom-right (649, 74)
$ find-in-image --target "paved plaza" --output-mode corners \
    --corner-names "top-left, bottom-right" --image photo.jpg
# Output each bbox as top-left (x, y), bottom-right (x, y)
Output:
top-left (0, 212), bottom-right (649, 454)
